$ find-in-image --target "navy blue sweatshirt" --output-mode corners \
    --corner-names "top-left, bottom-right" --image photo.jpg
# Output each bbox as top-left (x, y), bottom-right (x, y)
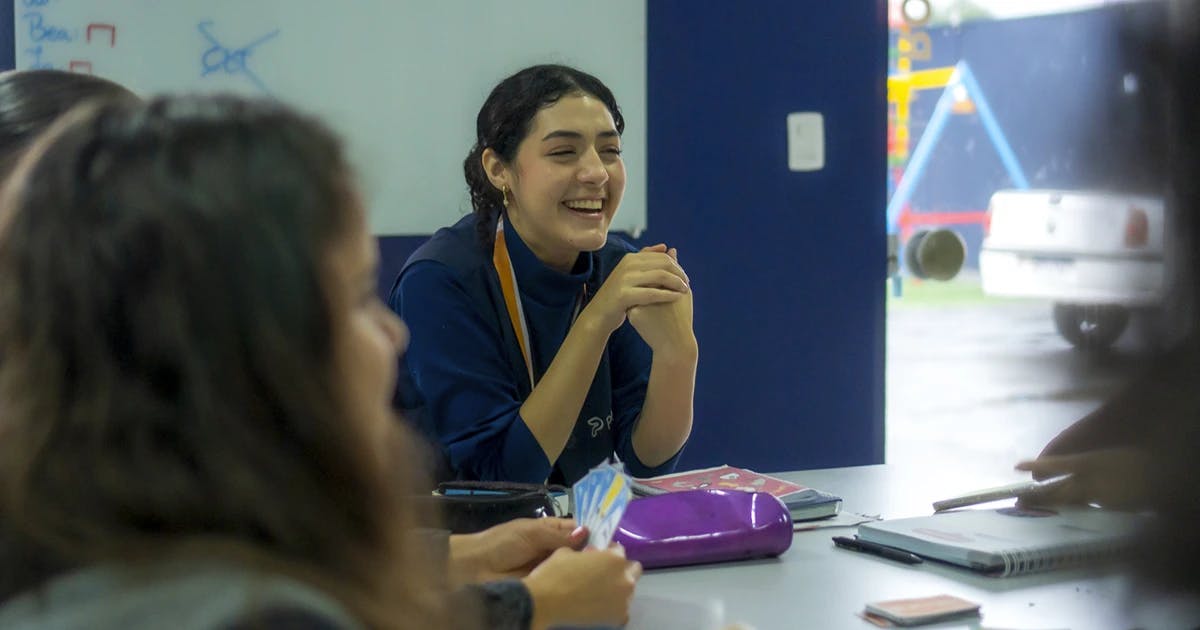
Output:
top-left (389, 214), bottom-right (682, 485)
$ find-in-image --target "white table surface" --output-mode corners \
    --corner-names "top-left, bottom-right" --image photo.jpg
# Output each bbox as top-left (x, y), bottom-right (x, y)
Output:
top-left (629, 463), bottom-right (1158, 630)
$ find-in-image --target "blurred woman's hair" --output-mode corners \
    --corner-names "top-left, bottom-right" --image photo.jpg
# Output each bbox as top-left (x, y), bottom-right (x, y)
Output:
top-left (0, 69), bottom-right (134, 176)
top-left (0, 95), bottom-right (444, 627)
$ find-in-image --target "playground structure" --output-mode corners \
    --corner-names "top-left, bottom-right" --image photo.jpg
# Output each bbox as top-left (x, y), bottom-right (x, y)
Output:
top-left (887, 21), bottom-right (1029, 287)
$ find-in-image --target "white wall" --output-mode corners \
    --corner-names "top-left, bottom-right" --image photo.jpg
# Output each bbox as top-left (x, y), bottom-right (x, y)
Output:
top-left (15, 0), bottom-right (647, 236)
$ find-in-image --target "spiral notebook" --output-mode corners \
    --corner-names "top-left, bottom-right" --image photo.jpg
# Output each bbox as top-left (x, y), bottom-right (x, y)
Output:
top-left (856, 506), bottom-right (1145, 576)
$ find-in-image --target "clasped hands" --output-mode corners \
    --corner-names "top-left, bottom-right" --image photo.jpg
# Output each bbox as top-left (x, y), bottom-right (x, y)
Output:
top-left (583, 243), bottom-right (696, 357)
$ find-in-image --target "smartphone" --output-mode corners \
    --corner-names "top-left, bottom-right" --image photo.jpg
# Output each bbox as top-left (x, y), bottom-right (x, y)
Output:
top-left (932, 474), bottom-right (1073, 512)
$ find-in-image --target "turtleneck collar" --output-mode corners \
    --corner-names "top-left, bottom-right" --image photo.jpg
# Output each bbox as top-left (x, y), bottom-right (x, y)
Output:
top-left (503, 218), bottom-right (592, 307)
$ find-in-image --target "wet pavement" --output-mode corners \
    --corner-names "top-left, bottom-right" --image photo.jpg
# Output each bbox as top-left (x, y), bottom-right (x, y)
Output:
top-left (886, 299), bottom-right (1155, 476)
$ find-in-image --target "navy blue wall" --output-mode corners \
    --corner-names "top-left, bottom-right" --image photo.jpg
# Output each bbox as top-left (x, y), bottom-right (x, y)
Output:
top-left (636, 2), bottom-right (886, 470)
top-left (0, 5), bottom-right (12, 70)
top-left (2, 1), bottom-right (888, 472)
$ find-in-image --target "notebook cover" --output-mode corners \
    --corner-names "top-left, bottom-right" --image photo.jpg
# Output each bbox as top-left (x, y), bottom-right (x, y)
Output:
top-left (632, 465), bottom-right (842, 521)
top-left (857, 506), bottom-right (1144, 576)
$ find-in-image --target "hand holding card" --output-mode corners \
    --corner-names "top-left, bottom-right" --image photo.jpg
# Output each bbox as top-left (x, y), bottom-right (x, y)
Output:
top-left (573, 460), bottom-right (634, 549)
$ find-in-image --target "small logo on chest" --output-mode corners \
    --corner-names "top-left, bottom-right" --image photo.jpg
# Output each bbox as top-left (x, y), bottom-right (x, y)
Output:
top-left (587, 412), bottom-right (614, 438)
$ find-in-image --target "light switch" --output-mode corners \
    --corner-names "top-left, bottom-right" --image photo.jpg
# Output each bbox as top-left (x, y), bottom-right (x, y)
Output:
top-left (787, 112), bottom-right (825, 172)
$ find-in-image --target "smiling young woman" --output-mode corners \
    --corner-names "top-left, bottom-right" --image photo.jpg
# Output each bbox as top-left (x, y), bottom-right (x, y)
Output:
top-left (390, 64), bottom-right (697, 486)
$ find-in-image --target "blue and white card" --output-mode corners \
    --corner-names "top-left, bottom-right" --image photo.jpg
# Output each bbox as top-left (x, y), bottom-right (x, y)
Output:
top-left (572, 460), bottom-right (633, 549)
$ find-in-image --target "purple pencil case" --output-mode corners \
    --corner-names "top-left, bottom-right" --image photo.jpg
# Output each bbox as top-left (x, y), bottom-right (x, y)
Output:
top-left (612, 489), bottom-right (793, 569)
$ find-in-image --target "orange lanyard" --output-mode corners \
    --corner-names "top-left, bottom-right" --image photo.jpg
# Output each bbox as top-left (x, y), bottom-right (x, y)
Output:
top-left (492, 218), bottom-right (584, 389)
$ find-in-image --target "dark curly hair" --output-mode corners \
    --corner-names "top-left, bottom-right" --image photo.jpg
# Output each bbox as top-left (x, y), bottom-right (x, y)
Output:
top-left (463, 64), bottom-right (624, 244)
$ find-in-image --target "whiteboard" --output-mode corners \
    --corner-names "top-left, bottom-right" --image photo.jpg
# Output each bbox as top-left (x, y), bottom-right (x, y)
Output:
top-left (14, 0), bottom-right (647, 236)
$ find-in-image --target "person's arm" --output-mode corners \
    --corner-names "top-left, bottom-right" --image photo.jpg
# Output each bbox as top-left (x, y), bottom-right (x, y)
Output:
top-left (447, 523), bottom-right (637, 630)
top-left (1038, 341), bottom-right (1198, 459)
top-left (1037, 377), bottom-right (1165, 459)
top-left (394, 263), bottom-right (550, 482)
top-left (456, 547), bottom-right (642, 630)
top-left (607, 312), bottom-right (691, 477)
top-left (1016, 447), bottom-right (1153, 509)
top-left (513, 311), bottom-right (613, 465)
top-left (609, 246), bottom-right (695, 469)
top-left (521, 547), bottom-right (641, 630)
top-left (513, 246), bottom-right (690, 465)
top-left (626, 291), bottom-right (697, 467)
top-left (446, 518), bottom-right (585, 585)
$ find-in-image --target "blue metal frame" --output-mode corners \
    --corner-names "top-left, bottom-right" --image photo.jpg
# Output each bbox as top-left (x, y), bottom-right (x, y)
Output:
top-left (886, 60), bottom-right (1029, 236)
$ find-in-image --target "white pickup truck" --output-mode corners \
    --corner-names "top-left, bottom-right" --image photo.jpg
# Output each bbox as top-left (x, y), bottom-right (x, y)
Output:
top-left (979, 189), bottom-right (1165, 350)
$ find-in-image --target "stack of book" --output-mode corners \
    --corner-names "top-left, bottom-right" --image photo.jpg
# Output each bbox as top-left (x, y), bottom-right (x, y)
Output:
top-left (631, 464), bottom-right (842, 521)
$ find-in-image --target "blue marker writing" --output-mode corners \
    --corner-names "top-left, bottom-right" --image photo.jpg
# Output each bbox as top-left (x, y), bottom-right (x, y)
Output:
top-left (23, 12), bottom-right (73, 43)
top-left (24, 44), bottom-right (54, 70)
top-left (197, 21), bottom-right (279, 94)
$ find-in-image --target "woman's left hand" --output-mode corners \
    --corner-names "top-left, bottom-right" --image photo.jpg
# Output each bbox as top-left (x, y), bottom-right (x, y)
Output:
top-left (449, 518), bottom-right (587, 584)
top-left (627, 248), bottom-right (697, 358)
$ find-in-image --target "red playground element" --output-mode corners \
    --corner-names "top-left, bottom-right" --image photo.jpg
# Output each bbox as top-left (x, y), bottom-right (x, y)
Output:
top-left (896, 204), bottom-right (988, 243)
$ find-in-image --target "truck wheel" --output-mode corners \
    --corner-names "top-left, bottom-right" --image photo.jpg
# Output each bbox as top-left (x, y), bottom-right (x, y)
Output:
top-left (1052, 303), bottom-right (1129, 350)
